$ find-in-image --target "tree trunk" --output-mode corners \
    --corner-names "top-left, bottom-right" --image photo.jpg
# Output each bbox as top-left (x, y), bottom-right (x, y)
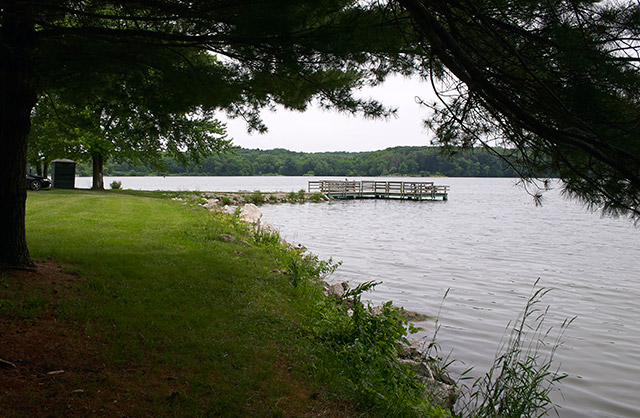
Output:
top-left (92, 152), bottom-right (104, 190)
top-left (0, 8), bottom-right (36, 268)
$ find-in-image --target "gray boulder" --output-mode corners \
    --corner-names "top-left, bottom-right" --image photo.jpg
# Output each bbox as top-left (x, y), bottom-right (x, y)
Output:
top-left (204, 198), bottom-right (219, 210)
top-left (323, 281), bottom-right (349, 297)
top-left (239, 203), bottom-right (262, 224)
top-left (221, 205), bottom-right (235, 214)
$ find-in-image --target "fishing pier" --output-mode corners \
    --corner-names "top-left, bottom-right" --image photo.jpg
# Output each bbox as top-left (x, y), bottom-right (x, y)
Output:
top-left (308, 180), bottom-right (449, 201)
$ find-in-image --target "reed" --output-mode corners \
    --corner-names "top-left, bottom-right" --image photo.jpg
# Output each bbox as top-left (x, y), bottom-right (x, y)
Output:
top-left (458, 280), bottom-right (574, 417)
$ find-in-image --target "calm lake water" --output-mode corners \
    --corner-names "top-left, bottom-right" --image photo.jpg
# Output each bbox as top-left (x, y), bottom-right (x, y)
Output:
top-left (77, 176), bottom-right (640, 417)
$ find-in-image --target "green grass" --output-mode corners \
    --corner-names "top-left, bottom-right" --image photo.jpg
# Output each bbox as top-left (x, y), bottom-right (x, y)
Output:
top-left (20, 189), bottom-right (567, 417)
top-left (25, 189), bottom-right (323, 415)
top-left (23, 189), bottom-right (450, 417)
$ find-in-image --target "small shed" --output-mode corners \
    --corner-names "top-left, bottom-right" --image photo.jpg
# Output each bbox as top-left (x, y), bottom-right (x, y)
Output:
top-left (51, 159), bottom-right (76, 189)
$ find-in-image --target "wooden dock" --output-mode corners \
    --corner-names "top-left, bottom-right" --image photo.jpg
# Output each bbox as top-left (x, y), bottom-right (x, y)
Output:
top-left (308, 180), bottom-right (449, 201)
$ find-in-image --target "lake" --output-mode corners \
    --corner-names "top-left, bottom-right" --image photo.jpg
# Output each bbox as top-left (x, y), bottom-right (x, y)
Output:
top-left (76, 176), bottom-right (640, 417)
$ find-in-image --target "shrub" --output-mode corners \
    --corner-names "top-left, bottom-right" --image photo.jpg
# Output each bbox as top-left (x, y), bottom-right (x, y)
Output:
top-left (110, 180), bottom-right (122, 190)
top-left (252, 224), bottom-right (282, 247)
top-left (311, 281), bottom-right (449, 416)
top-left (247, 190), bottom-right (266, 205)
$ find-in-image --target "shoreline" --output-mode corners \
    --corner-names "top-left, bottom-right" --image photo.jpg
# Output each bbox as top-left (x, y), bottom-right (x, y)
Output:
top-left (196, 195), bottom-right (460, 409)
top-left (164, 189), bottom-right (330, 205)
top-left (9, 188), bottom-right (458, 416)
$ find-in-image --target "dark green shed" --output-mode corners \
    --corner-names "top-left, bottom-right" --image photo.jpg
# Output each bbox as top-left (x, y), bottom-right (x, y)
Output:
top-left (51, 159), bottom-right (76, 189)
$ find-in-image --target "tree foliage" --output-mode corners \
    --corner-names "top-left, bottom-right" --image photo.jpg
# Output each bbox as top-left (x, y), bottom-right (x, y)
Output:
top-left (396, 0), bottom-right (640, 218)
top-left (30, 64), bottom-right (232, 190)
top-left (5, 0), bottom-right (640, 266)
top-left (1, 0), bottom-right (420, 266)
top-left (88, 146), bottom-right (519, 178)
top-left (31, 1), bottom-right (418, 124)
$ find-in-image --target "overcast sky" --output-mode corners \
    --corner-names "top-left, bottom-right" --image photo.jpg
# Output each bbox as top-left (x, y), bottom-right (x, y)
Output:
top-left (223, 75), bottom-right (439, 153)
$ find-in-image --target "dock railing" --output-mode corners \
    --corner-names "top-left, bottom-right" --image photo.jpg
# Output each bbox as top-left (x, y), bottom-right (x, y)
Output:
top-left (308, 180), bottom-right (448, 200)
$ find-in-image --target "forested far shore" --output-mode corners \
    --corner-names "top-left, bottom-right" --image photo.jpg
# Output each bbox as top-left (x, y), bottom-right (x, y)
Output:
top-left (77, 146), bottom-right (526, 178)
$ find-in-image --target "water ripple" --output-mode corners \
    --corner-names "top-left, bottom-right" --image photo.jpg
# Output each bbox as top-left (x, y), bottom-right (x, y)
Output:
top-left (261, 177), bottom-right (640, 418)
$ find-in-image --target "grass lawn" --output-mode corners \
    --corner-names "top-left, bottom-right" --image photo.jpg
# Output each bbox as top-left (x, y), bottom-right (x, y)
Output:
top-left (1, 189), bottom-right (352, 417)
top-left (1, 189), bottom-right (452, 418)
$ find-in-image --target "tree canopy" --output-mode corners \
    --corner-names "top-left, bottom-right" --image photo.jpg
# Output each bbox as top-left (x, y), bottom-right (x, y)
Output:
top-left (3, 0), bottom-right (640, 267)
top-left (397, 0), bottom-right (640, 217)
top-left (1, 0), bottom-right (419, 266)
top-left (29, 54), bottom-right (232, 190)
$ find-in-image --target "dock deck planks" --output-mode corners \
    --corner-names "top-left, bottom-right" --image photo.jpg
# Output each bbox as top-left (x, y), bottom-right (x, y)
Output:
top-left (308, 180), bottom-right (448, 201)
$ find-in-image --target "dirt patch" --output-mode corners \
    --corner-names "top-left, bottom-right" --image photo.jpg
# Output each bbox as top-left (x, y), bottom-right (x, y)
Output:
top-left (0, 262), bottom-right (355, 417)
top-left (0, 261), bottom-right (151, 417)
top-left (268, 353), bottom-right (356, 418)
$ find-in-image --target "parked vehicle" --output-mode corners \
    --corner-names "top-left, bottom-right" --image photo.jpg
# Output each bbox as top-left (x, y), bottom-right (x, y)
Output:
top-left (26, 174), bottom-right (52, 191)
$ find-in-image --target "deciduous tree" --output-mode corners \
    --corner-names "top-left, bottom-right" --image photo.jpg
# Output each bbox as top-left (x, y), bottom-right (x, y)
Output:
top-left (31, 74), bottom-right (231, 190)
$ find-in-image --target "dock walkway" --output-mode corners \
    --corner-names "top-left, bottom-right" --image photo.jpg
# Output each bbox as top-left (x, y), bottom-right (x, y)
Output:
top-left (308, 180), bottom-right (448, 201)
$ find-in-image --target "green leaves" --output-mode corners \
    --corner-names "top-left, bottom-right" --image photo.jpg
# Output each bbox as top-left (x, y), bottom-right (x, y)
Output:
top-left (30, 53), bottom-right (231, 178)
top-left (31, 0), bottom-right (421, 126)
top-left (24, 1), bottom-right (427, 185)
top-left (401, 0), bottom-right (640, 219)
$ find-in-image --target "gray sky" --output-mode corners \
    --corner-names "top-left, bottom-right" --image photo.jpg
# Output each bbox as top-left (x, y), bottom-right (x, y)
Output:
top-left (224, 75), bottom-right (438, 153)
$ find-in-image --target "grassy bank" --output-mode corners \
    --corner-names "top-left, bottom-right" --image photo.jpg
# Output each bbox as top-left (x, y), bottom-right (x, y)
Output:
top-left (0, 189), bottom-right (450, 417)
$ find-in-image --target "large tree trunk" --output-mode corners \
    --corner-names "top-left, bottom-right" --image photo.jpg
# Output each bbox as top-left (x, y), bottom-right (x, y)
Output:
top-left (0, 8), bottom-right (37, 268)
top-left (92, 152), bottom-right (105, 190)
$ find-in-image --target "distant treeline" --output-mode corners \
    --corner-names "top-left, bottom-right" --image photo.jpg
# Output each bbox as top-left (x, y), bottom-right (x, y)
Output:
top-left (81, 146), bottom-right (522, 177)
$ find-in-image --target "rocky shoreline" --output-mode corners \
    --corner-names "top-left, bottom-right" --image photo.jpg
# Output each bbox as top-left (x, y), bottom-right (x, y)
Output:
top-left (167, 190), bottom-right (329, 207)
top-left (322, 279), bottom-right (458, 410)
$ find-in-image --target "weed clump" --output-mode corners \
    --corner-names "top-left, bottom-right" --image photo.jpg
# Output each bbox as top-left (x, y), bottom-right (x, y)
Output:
top-left (246, 190), bottom-right (266, 204)
top-left (248, 223), bottom-right (452, 417)
top-left (309, 192), bottom-right (325, 202)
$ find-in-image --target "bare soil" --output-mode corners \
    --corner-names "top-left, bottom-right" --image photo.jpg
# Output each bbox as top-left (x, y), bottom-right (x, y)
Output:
top-left (0, 261), bottom-right (151, 417)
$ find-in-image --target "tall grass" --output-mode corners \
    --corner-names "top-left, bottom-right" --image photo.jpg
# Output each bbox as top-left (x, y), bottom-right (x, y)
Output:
top-left (457, 281), bottom-right (574, 417)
